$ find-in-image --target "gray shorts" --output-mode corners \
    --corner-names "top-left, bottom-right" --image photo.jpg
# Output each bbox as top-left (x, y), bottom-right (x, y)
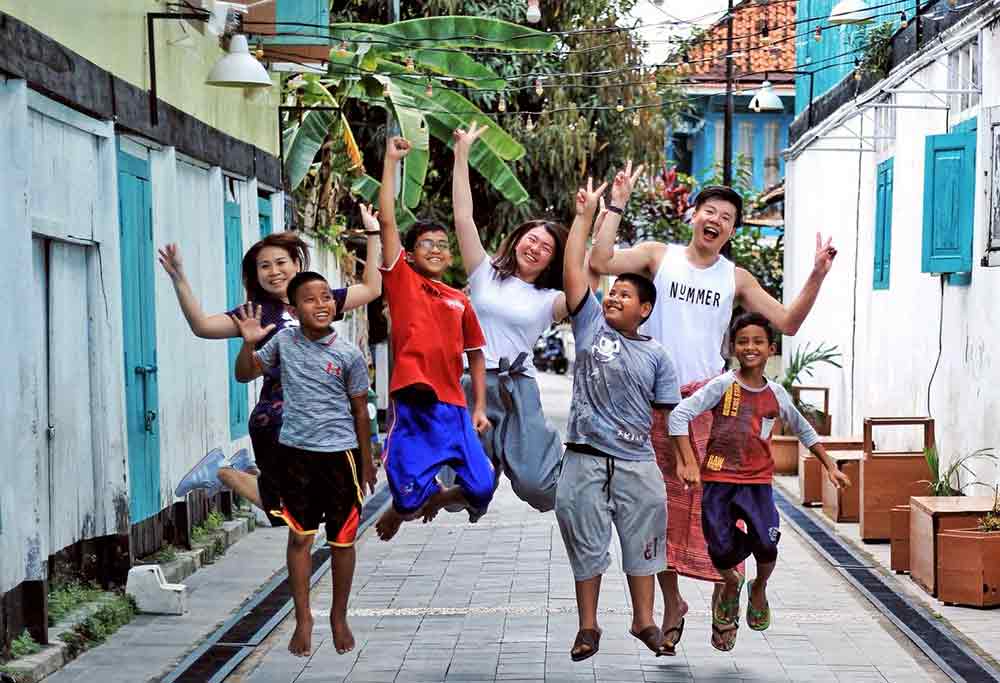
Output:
top-left (555, 447), bottom-right (667, 581)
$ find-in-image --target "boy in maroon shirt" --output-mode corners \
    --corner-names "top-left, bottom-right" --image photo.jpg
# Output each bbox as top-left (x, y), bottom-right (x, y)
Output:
top-left (669, 312), bottom-right (850, 652)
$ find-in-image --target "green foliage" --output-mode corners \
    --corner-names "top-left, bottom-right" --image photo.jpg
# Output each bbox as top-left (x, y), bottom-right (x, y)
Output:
top-left (204, 511), bottom-right (226, 532)
top-left (921, 447), bottom-right (996, 497)
top-left (854, 21), bottom-right (896, 80)
top-left (780, 342), bottom-right (842, 420)
top-left (8, 632), bottom-right (41, 660)
top-left (48, 581), bottom-right (103, 627)
top-left (978, 486), bottom-right (1000, 532)
top-left (58, 594), bottom-right (136, 659)
top-left (152, 544), bottom-right (178, 564)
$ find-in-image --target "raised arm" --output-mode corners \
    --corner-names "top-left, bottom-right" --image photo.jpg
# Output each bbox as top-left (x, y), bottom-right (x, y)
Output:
top-left (343, 203), bottom-right (383, 311)
top-left (737, 232), bottom-right (837, 335)
top-left (564, 177), bottom-right (607, 313)
top-left (158, 243), bottom-right (240, 338)
top-left (589, 163), bottom-right (662, 279)
top-left (378, 136), bottom-right (411, 268)
top-left (452, 123), bottom-right (489, 275)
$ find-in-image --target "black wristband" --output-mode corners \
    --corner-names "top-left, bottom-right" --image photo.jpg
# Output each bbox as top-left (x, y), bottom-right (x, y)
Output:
top-left (364, 230), bottom-right (381, 235)
top-left (606, 204), bottom-right (624, 215)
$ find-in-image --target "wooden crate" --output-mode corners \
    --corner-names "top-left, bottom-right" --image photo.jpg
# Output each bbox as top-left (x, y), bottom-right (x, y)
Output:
top-left (799, 437), bottom-right (864, 506)
top-left (859, 418), bottom-right (934, 542)
top-left (789, 385), bottom-right (832, 436)
top-left (889, 505), bottom-right (910, 573)
top-left (822, 455), bottom-right (861, 522)
top-left (909, 496), bottom-right (996, 596)
top-left (773, 436), bottom-right (799, 475)
top-left (938, 528), bottom-right (1000, 607)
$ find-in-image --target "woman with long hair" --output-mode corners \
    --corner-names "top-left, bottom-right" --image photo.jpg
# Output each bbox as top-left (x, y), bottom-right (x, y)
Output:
top-left (449, 122), bottom-right (578, 512)
top-left (159, 206), bottom-right (382, 526)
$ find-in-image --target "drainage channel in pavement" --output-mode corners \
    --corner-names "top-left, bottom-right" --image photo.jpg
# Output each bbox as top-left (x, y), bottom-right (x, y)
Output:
top-left (161, 484), bottom-right (392, 683)
top-left (773, 486), bottom-right (1000, 683)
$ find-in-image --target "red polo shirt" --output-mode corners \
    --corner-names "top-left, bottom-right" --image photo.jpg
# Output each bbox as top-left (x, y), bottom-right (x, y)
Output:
top-left (381, 253), bottom-right (486, 407)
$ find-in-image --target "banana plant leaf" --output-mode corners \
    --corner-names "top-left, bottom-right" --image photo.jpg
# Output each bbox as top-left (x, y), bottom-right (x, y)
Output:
top-left (283, 107), bottom-right (338, 192)
top-left (350, 174), bottom-right (416, 230)
top-left (329, 17), bottom-right (557, 52)
top-left (370, 75), bottom-right (429, 210)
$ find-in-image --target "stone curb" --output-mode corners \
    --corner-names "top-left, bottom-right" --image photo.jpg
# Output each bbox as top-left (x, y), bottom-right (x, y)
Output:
top-left (0, 515), bottom-right (256, 683)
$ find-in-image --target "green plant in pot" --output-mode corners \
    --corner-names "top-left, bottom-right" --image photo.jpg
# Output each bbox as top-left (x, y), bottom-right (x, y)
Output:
top-left (921, 447), bottom-right (997, 496)
top-left (978, 485), bottom-right (1000, 532)
top-left (778, 342), bottom-right (842, 432)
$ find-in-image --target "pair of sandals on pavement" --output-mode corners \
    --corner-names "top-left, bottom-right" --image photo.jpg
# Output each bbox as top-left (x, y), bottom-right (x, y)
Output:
top-left (712, 575), bottom-right (771, 652)
top-left (569, 624), bottom-right (675, 662)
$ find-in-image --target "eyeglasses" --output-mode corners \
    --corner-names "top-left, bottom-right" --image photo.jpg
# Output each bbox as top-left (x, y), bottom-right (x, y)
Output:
top-left (415, 238), bottom-right (451, 252)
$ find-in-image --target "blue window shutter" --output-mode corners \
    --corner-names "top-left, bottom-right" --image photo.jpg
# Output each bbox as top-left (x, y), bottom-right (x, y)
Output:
top-left (258, 195), bottom-right (273, 237)
top-left (922, 131), bottom-right (976, 274)
top-left (273, 0), bottom-right (329, 45)
top-left (873, 158), bottom-right (894, 289)
top-left (224, 202), bottom-right (249, 439)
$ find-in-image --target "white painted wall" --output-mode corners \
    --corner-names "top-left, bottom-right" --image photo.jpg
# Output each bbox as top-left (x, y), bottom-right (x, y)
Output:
top-left (784, 20), bottom-right (1000, 491)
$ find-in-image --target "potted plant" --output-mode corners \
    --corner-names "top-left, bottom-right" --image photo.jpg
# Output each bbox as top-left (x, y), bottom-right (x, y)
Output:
top-left (937, 486), bottom-right (1000, 607)
top-left (907, 447), bottom-right (997, 595)
top-left (773, 343), bottom-right (842, 475)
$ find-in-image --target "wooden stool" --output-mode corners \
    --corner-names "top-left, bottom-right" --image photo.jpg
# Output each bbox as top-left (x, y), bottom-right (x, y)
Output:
top-left (859, 418), bottom-right (934, 542)
top-left (799, 437), bottom-right (864, 506)
top-left (822, 453), bottom-right (861, 522)
top-left (909, 495), bottom-right (996, 596)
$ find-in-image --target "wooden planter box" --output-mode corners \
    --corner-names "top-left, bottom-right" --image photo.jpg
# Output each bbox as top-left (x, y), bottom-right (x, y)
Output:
top-left (859, 417), bottom-right (935, 542)
top-left (789, 385), bottom-right (832, 436)
top-left (799, 437), bottom-right (864, 506)
top-left (889, 505), bottom-right (910, 573)
top-left (937, 528), bottom-right (1000, 607)
top-left (773, 435), bottom-right (799, 475)
top-left (909, 495), bottom-right (997, 596)
top-left (822, 454), bottom-right (861, 522)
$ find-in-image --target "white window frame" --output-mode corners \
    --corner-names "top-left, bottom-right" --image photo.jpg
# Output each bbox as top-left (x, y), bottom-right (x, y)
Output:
top-left (763, 121), bottom-right (780, 188)
top-left (873, 94), bottom-right (896, 160)
top-left (947, 36), bottom-right (981, 125)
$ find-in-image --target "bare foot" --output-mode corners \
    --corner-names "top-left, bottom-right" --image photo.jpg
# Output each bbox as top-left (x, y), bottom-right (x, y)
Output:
top-left (376, 506), bottom-right (403, 541)
top-left (288, 615), bottom-right (314, 657)
top-left (331, 617), bottom-right (355, 654)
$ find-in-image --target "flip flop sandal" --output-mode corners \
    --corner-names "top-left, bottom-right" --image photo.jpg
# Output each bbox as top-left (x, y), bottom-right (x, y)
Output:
top-left (711, 621), bottom-right (739, 652)
top-left (713, 572), bottom-right (746, 624)
top-left (570, 628), bottom-right (601, 662)
top-left (746, 580), bottom-right (771, 631)
top-left (629, 625), bottom-right (666, 656)
top-left (660, 617), bottom-right (685, 656)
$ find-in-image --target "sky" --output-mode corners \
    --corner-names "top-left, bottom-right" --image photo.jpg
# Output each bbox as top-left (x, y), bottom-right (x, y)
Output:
top-left (627, 0), bottom-right (731, 65)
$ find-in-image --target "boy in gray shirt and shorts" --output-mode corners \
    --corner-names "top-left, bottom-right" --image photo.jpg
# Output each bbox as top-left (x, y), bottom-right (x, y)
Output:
top-left (234, 271), bottom-right (376, 660)
top-left (558, 175), bottom-right (694, 662)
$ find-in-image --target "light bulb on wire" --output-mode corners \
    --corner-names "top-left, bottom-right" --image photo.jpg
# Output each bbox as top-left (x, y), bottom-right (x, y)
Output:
top-left (632, 112), bottom-right (641, 127)
top-left (534, 79), bottom-right (544, 97)
top-left (498, 93), bottom-right (507, 113)
top-left (425, 78), bottom-right (433, 97)
top-left (405, 56), bottom-right (415, 72)
top-left (527, 0), bottom-right (542, 23)
top-left (616, 98), bottom-right (625, 113)
top-left (525, 116), bottom-right (535, 132)
top-left (814, 26), bottom-right (822, 42)
top-left (336, 40), bottom-right (350, 57)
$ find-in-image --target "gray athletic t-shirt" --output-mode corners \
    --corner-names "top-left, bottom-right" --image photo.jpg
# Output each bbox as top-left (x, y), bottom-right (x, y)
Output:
top-left (255, 327), bottom-right (369, 452)
top-left (566, 291), bottom-right (681, 461)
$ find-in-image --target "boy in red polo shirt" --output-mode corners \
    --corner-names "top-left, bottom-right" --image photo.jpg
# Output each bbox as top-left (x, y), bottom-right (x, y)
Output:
top-left (374, 136), bottom-right (495, 541)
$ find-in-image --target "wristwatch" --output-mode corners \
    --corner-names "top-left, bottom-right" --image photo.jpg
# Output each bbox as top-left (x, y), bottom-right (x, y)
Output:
top-left (364, 230), bottom-right (381, 235)
top-left (606, 204), bottom-right (624, 215)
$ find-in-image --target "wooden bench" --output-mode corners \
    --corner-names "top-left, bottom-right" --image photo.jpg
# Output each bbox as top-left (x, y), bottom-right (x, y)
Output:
top-left (799, 437), bottom-right (864, 506)
top-left (859, 417), bottom-right (934, 542)
top-left (909, 495), bottom-right (996, 596)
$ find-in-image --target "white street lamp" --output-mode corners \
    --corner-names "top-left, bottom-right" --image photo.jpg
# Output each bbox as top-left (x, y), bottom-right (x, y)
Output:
top-left (828, 0), bottom-right (873, 25)
top-left (748, 81), bottom-right (784, 112)
top-left (205, 34), bottom-right (272, 88)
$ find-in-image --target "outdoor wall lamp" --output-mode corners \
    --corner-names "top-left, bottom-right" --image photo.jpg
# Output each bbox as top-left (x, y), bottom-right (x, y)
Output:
top-left (526, 0), bottom-right (542, 23)
top-left (147, 11), bottom-right (271, 127)
top-left (828, 0), bottom-right (873, 25)
top-left (743, 70), bottom-right (816, 128)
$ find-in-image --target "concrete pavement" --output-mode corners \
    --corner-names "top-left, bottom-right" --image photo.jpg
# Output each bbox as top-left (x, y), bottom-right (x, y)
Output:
top-left (229, 373), bottom-right (949, 683)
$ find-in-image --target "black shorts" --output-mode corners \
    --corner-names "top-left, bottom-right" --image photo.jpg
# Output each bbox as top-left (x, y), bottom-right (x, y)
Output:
top-left (249, 425), bottom-right (287, 527)
top-left (271, 444), bottom-right (364, 546)
top-left (701, 482), bottom-right (781, 571)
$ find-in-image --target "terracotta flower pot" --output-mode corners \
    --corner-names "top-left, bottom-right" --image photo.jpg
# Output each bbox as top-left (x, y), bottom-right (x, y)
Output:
top-left (889, 504), bottom-right (910, 573)
top-left (937, 528), bottom-right (1000, 607)
top-left (909, 495), bottom-right (997, 596)
top-left (799, 451), bottom-right (823, 506)
top-left (822, 455), bottom-right (860, 522)
top-left (773, 435), bottom-right (799, 475)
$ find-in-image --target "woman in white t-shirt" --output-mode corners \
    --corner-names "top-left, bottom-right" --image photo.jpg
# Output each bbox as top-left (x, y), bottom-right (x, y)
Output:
top-left (449, 122), bottom-right (571, 512)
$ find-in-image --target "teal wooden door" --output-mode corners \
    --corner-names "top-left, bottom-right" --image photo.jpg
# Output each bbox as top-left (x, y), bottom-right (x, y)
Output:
top-left (922, 131), bottom-right (977, 274)
top-left (225, 201), bottom-right (249, 439)
top-left (118, 148), bottom-right (161, 523)
top-left (258, 196), bottom-right (273, 237)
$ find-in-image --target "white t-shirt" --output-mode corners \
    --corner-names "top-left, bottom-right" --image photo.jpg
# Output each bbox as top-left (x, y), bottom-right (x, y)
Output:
top-left (468, 260), bottom-right (561, 377)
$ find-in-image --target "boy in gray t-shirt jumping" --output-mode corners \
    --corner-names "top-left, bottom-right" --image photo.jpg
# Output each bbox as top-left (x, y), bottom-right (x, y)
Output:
top-left (557, 172), bottom-right (698, 662)
top-left (234, 271), bottom-right (376, 660)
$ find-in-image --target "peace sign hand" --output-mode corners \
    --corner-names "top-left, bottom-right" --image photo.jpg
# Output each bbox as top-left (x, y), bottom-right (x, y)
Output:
top-left (575, 176), bottom-right (609, 216)
top-left (814, 233), bottom-right (837, 276)
top-left (609, 160), bottom-right (645, 208)
top-left (453, 121), bottom-right (487, 153)
top-left (232, 303), bottom-right (276, 345)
